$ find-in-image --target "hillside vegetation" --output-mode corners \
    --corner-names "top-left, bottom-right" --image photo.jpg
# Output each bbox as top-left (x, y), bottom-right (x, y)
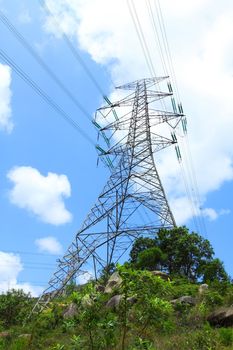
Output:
top-left (0, 227), bottom-right (233, 350)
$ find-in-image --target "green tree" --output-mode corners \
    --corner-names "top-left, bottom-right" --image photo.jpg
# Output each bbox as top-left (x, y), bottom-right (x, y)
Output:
top-left (200, 258), bottom-right (229, 283)
top-left (130, 237), bottom-right (156, 264)
top-left (157, 226), bottom-right (214, 281)
top-left (0, 289), bottom-right (32, 327)
top-left (136, 247), bottom-right (166, 271)
top-left (129, 227), bottom-right (228, 283)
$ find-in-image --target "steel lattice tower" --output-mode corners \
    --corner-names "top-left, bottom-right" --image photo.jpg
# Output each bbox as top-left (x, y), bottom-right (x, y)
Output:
top-left (32, 77), bottom-right (184, 315)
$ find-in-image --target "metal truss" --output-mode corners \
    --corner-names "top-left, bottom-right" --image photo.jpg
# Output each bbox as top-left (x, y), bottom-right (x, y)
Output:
top-left (31, 77), bottom-right (184, 315)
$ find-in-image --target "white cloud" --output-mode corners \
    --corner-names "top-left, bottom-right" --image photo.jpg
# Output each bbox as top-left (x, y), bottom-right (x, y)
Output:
top-left (77, 270), bottom-right (93, 285)
top-left (7, 166), bottom-right (72, 225)
top-left (202, 208), bottom-right (231, 221)
top-left (0, 251), bottom-right (43, 296)
top-left (0, 64), bottom-right (13, 132)
top-left (35, 236), bottom-right (63, 254)
top-left (42, 0), bottom-right (233, 225)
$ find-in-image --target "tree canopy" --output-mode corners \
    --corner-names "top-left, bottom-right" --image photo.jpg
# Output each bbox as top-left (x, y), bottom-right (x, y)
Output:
top-left (129, 226), bottom-right (229, 283)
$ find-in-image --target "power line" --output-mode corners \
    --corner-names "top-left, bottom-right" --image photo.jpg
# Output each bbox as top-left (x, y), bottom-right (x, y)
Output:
top-left (127, 0), bottom-right (154, 77)
top-left (0, 9), bottom-right (93, 122)
top-left (147, 0), bottom-right (208, 235)
top-left (0, 48), bottom-right (95, 146)
top-left (0, 249), bottom-right (61, 257)
top-left (38, 0), bottom-right (114, 97)
top-left (126, 0), bottom-right (167, 111)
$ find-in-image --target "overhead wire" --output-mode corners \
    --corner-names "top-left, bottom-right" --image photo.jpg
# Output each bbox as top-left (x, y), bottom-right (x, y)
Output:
top-left (38, 0), bottom-right (114, 97)
top-left (0, 9), bottom-right (94, 123)
top-left (0, 48), bottom-right (95, 146)
top-left (145, 0), bottom-right (169, 78)
top-left (0, 249), bottom-right (61, 257)
top-left (126, 0), bottom-right (167, 111)
top-left (153, 0), bottom-right (208, 236)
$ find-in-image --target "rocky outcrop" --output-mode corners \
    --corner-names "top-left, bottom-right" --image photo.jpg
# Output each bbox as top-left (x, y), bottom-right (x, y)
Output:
top-left (199, 284), bottom-right (208, 294)
top-left (207, 307), bottom-right (233, 327)
top-left (63, 303), bottom-right (78, 319)
top-left (106, 295), bottom-right (137, 309)
top-left (96, 285), bottom-right (105, 293)
top-left (171, 295), bottom-right (196, 306)
top-left (105, 272), bottom-right (122, 293)
top-left (106, 295), bottom-right (122, 309)
top-left (150, 271), bottom-right (170, 281)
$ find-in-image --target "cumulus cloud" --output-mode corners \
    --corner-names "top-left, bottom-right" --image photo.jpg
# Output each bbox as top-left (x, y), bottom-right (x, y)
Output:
top-left (42, 0), bottom-right (233, 225)
top-left (0, 251), bottom-right (43, 296)
top-left (202, 208), bottom-right (231, 221)
top-left (77, 270), bottom-right (93, 285)
top-left (7, 166), bottom-right (72, 225)
top-left (35, 236), bottom-right (63, 254)
top-left (0, 64), bottom-right (13, 132)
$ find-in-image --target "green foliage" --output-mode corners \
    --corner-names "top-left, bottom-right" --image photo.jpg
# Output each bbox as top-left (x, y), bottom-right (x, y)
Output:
top-left (156, 226), bottom-right (214, 281)
top-left (136, 247), bottom-right (166, 271)
top-left (50, 344), bottom-right (65, 350)
top-left (201, 258), bottom-right (229, 283)
top-left (219, 328), bottom-right (233, 347)
top-left (0, 289), bottom-right (32, 328)
top-left (130, 337), bottom-right (156, 349)
top-left (0, 247), bottom-right (232, 350)
top-left (186, 324), bottom-right (218, 350)
top-left (129, 226), bottom-right (229, 283)
top-left (99, 263), bottom-right (116, 284)
top-left (201, 290), bottom-right (224, 308)
top-left (130, 237), bottom-right (156, 263)
top-left (10, 337), bottom-right (30, 350)
top-left (170, 277), bottom-right (198, 298)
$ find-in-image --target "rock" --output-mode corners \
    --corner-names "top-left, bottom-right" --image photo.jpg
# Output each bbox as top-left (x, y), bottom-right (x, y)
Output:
top-left (63, 303), bottom-right (78, 319)
top-left (127, 296), bottom-right (138, 305)
top-left (151, 271), bottom-right (170, 281)
top-left (0, 331), bottom-right (10, 338)
top-left (207, 307), bottom-right (233, 327)
top-left (199, 284), bottom-right (208, 294)
top-left (96, 285), bottom-right (105, 293)
top-left (18, 334), bottom-right (31, 339)
top-left (105, 272), bottom-right (122, 293)
top-left (171, 295), bottom-right (196, 306)
top-left (106, 295), bottom-right (122, 309)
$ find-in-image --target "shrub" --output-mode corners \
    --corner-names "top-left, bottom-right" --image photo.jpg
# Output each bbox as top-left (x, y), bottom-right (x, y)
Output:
top-left (219, 328), bottom-right (233, 347)
top-left (0, 289), bottom-right (32, 328)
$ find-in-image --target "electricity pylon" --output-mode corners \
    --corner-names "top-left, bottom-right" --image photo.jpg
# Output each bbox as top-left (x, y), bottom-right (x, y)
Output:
top-left (32, 76), bottom-right (184, 315)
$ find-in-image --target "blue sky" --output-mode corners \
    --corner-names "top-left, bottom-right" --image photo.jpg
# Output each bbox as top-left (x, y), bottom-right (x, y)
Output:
top-left (0, 0), bottom-right (233, 295)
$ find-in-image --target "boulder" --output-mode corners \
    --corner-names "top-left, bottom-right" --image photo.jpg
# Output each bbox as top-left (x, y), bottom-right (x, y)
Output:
top-left (96, 284), bottom-right (105, 293)
top-left (127, 296), bottom-right (138, 305)
top-left (171, 295), bottom-right (196, 306)
top-left (106, 295), bottom-right (122, 309)
top-left (105, 272), bottom-right (122, 293)
top-left (207, 307), bottom-right (233, 327)
top-left (63, 303), bottom-right (78, 319)
top-left (151, 271), bottom-right (170, 281)
top-left (199, 284), bottom-right (208, 294)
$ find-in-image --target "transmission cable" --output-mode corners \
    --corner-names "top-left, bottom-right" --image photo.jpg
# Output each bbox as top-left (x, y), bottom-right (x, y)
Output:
top-left (149, 0), bottom-right (208, 235)
top-left (38, 0), bottom-right (113, 97)
top-left (126, 0), bottom-right (167, 111)
top-left (0, 10), bottom-right (94, 122)
top-left (0, 49), bottom-right (95, 146)
top-left (145, 0), bottom-right (169, 78)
